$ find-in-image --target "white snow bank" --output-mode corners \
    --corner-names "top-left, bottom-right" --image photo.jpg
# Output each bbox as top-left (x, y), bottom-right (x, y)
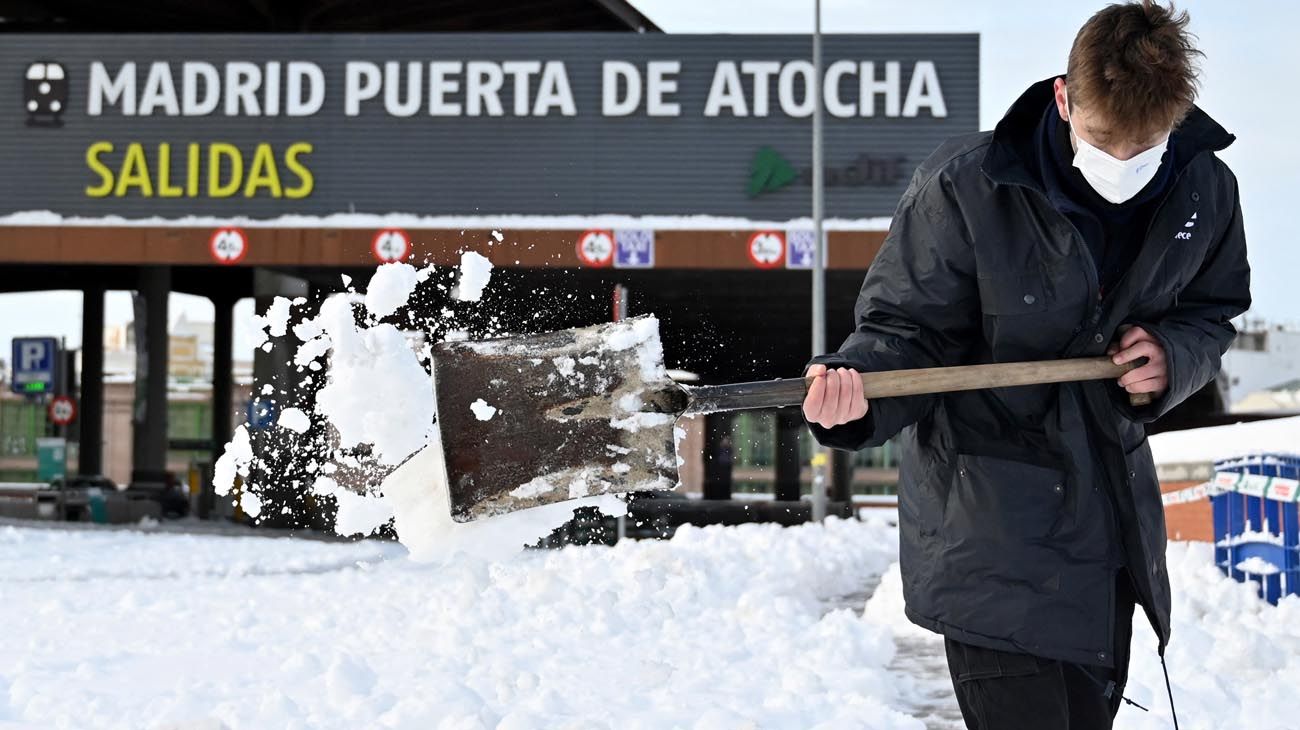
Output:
top-left (865, 540), bottom-right (1300, 730)
top-left (0, 518), bottom-right (917, 730)
top-left (380, 438), bottom-right (628, 563)
top-left (1149, 415), bottom-right (1300, 465)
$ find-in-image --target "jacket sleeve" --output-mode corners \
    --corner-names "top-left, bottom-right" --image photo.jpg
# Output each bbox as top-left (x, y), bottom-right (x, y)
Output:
top-left (804, 165), bottom-right (981, 451)
top-left (1117, 170), bottom-right (1252, 422)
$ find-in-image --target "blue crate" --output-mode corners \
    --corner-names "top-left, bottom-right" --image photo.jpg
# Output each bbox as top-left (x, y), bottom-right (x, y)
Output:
top-left (1211, 454), bottom-right (1300, 605)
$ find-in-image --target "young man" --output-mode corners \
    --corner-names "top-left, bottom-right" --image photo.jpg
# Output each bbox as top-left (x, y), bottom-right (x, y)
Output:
top-left (802, 2), bottom-right (1250, 728)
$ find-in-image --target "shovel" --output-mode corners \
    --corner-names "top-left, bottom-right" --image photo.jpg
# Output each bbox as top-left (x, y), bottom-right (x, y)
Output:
top-left (431, 316), bottom-right (1146, 522)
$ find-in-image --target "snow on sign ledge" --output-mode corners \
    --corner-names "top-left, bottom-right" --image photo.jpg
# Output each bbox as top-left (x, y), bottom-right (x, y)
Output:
top-left (0, 210), bottom-right (894, 231)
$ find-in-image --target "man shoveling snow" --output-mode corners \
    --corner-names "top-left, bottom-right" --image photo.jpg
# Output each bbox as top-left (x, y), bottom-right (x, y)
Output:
top-left (802, 2), bottom-right (1250, 728)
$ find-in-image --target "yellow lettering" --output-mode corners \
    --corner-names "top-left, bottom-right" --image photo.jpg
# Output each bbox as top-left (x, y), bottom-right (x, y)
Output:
top-left (208, 143), bottom-right (242, 198)
top-left (283, 142), bottom-right (314, 199)
top-left (85, 142), bottom-right (114, 197)
top-left (244, 143), bottom-right (283, 198)
top-left (114, 143), bottom-right (153, 197)
top-left (157, 144), bottom-right (183, 198)
top-left (186, 143), bottom-right (200, 197)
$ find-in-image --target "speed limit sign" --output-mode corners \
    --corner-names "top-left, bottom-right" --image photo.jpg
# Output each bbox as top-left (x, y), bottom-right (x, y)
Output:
top-left (747, 231), bottom-right (785, 269)
top-left (48, 395), bottom-right (76, 426)
top-left (209, 228), bottom-right (248, 265)
top-left (576, 229), bottom-right (615, 267)
top-left (372, 229), bottom-right (411, 263)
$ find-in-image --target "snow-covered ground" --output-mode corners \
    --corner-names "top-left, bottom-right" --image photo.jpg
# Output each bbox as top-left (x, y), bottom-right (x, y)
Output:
top-left (2, 515), bottom-right (1297, 730)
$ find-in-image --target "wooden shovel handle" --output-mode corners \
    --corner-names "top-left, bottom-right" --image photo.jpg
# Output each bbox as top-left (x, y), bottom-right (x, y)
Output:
top-left (683, 357), bottom-right (1148, 415)
top-left (823, 356), bottom-right (1147, 402)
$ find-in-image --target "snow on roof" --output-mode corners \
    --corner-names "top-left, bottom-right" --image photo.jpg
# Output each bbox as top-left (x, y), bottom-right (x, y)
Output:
top-left (1149, 415), bottom-right (1300, 465)
top-left (0, 210), bottom-right (893, 232)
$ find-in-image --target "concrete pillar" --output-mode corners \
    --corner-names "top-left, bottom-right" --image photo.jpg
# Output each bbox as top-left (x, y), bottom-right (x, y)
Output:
top-left (247, 270), bottom-right (311, 527)
top-left (830, 449), bottom-right (853, 503)
top-left (131, 267), bottom-right (170, 486)
top-left (205, 296), bottom-right (235, 519)
top-left (702, 412), bottom-right (734, 500)
top-left (773, 409), bottom-right (803, 501)
top-left (78, 286), bottom-right (105, 476)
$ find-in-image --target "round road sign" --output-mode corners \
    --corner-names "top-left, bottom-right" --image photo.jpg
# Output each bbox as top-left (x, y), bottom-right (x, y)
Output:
top-left (209, 228), bottom-right (248, 265)
top-left (576, 229), bottom-right (615, 267)
top-left (48, 395), bottom-right (76, 426)
top-left (747, 231), bottom-right (785, 269)
top-left (372, 229), bottom-right (411, 263)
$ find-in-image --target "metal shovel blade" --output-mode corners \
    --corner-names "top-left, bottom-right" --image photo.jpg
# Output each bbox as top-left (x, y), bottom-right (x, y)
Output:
top-left (431, 317), bottom-right (688, 523)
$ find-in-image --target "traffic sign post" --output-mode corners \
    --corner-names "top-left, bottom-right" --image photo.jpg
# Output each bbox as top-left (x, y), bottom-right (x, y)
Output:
top-left (209, 227), bottom-right (249, 265)
top-left (747, 231), bottom-right (786, 269)
top-left (614, 229), bottom-right (655, 268)
top-left (372, 229), bottom-right (411, 263)
top-left (48, 395), bottom-right (77, 426)
top-left (11, 336), bottom-right (58, 395)
top-left (576, 230), bottom-right (615, 267)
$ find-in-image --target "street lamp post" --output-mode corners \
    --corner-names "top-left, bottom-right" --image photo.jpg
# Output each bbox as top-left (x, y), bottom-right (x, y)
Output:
top-left (809, 0), bottom-right (829, 523)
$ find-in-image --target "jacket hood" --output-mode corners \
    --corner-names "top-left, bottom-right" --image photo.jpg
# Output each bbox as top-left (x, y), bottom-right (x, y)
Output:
top-left (981, 76), bottom-right (1236, 190)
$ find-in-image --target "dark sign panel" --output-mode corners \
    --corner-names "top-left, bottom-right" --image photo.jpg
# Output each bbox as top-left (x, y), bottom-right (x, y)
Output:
top-left (0, 34), bottom-right (977, 219)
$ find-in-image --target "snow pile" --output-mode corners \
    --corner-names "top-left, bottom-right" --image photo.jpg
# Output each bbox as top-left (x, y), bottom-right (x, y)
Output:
top-left (864, 541), bottom-right (1300, 730)
top-left (1149, 415), bottom-right (1300, 464)
top-left (0, 518), bottom-right (917, 730)
top-left (380, 435), bottom-right (628, 562)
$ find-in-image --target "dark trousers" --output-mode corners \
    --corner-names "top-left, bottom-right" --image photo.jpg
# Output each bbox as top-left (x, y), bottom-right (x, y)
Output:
top-left (944, 573), bottom-right (1137, 730)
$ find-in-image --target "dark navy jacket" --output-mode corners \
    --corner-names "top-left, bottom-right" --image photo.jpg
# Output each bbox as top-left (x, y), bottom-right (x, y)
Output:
top-left (806, 77), bottom-right (1251, 665)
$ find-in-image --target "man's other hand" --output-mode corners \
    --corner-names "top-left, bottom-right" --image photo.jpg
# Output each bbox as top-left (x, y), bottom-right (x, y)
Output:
top-left (1108, 325), bottom-right (1169, 397)
top-left (802, 364), bottom-right (870, 429)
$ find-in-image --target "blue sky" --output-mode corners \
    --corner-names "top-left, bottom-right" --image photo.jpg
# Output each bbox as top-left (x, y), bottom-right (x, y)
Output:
top-left (0, 1), bottom-right (1293, 360)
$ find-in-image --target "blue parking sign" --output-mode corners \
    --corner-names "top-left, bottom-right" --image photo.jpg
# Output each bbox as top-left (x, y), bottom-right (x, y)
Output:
top-left (11, 337), bottom-right (57, 395)
top-left (614, 229), bottom-right (655, 268)
top-left (785, 230), bottom-right (818, 269)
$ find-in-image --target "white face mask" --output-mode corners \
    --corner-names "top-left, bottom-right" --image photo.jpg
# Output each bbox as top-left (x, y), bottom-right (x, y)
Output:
top-left (1067, 105), bottom-right (1169, 204)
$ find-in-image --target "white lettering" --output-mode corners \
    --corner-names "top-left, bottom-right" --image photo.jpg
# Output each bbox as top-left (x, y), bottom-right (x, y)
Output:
top-left (645, 60), bottom-right (680, 116)
top-left (138, 62), bottom-right (179, 116)
top-left (344, 61), bottom-right (381, 116)
top-left (740, 61), bottom-right (780, 116)
top-left (602, 60), bottom-right (640, 116)
top-left (87, 61), bottom-right (135, 116)
top-left (224, 62), bottom-right (261, 116)
top-left (823, 60), bottom-right (856, 118)
top-left (902, 61), bottom-right (947, 117)
top-left (182, 62), bottom-right (219, 116)
top-left (533, 61), bottom-right (575, 116)
top-left (384, 61), bottom-right (422, 117)
top-left (466, 61), bottom-right (504, 116)
top-left (778, 61), bottom-right (816, 118)
top-left (285, 62), bottom-right (324, 116)
top-left (703, 61), bottom-right (747, 117)
top-left (860, 61), bottom-right (900, 117)
top-left (428, 61), bottom-right (462, 116)
top-left (501, 61), bottom-right (540, 116)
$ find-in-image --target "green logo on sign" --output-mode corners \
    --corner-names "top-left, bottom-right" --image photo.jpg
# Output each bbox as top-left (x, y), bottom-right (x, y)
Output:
top-left (747, 146), bottom-right (798, 198)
